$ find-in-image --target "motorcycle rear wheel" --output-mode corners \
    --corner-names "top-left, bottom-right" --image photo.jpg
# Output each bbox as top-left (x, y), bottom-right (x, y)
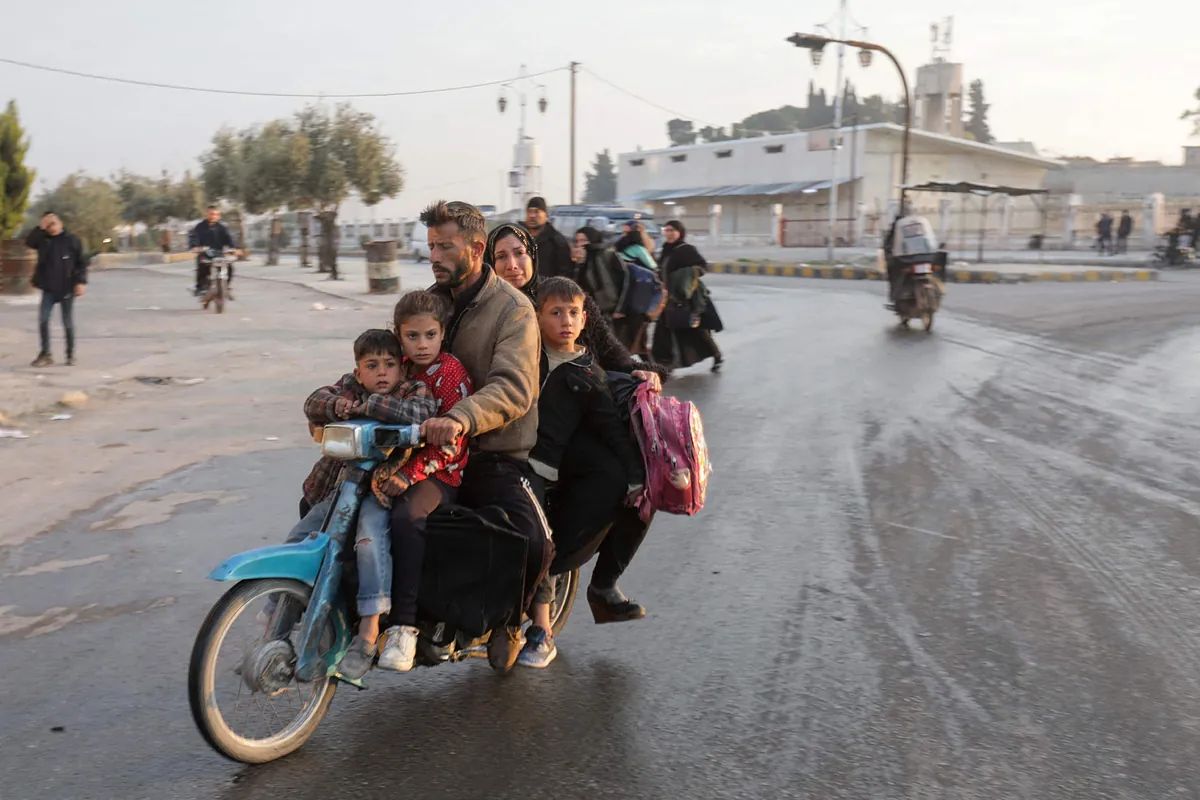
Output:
top-left (549, 568), bottom-right (579, 637)
top-left (188, 578), bottom-right (337, 764)
top-left (214, 280), bottom-right (225, 314)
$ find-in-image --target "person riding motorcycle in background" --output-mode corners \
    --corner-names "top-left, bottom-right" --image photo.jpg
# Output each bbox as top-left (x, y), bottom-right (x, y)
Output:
top-left (189, 205), bottom-right (239, 296)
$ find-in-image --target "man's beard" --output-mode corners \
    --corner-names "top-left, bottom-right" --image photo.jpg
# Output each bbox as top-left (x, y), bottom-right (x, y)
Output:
top-left (436, 251), bottom-right (473, 289)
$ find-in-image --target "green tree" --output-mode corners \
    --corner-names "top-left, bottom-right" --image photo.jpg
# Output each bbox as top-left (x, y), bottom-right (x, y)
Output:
top-left (198, 128), bottom-right (250, 252)
top-left (964, 79), bottom-right (994, 144)
top-left (289, 103), bottom-right (402, 276)
top-left (30, 172), bottom-right (123, 253)
top-left (583, 150), bottom-right (617, 203)
top-left (0, 100), bottom-right (34, 240)
top-left (241, 120), bottom-right (306, 264)
top-left (1182, 86), bottom-right (1200, 136)
top-left (667, 118), bottom-right (697, 147)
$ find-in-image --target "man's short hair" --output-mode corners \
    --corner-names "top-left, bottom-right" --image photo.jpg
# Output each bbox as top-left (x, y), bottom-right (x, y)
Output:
top-left (353, 328), bottom-right (402, 362)
top-left (207, 204), bottom-right (220, 211)
top-left (536, 276), bottom-right (585, 310)
top-left (42, 210), bottom-right (56, 218)
top-left (419, 200), bottom-right (487, 244)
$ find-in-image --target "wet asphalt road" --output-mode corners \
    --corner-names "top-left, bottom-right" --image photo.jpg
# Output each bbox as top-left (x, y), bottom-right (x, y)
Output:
top-left (5, 272), bottom-right (1200, 798)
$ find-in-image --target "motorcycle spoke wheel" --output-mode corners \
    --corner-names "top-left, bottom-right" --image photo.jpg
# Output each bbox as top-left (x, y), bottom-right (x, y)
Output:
top-left (548, 568), bottom-right (579, 637)
top-left (188, 579), bottom-right (337, 763)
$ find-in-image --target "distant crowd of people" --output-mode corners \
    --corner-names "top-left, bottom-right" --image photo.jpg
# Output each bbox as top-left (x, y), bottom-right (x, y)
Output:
top-left (519, 196), bottom-right (724, 375)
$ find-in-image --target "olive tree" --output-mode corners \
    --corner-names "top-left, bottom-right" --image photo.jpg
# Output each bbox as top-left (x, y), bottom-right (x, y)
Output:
top-left (290, 103), bottom-right (403, 276)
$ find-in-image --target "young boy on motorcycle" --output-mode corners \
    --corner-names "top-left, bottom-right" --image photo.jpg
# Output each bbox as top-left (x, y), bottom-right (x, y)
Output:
top-left (340, 291), bottom-right (473, 676)
top-left (520, 277), bottom-right (642, 668)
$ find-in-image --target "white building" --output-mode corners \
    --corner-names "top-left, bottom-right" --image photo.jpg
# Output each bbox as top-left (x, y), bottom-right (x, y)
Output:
top-left (617, 123), bottom-right (1061, 248)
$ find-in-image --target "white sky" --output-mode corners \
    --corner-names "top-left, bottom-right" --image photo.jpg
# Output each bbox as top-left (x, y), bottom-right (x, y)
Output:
top-left (5, 0), bottom-right (1195, 221)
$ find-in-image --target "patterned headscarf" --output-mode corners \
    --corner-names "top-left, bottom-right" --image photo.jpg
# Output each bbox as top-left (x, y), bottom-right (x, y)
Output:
top-left (484, 223), bottom-right (539, 273)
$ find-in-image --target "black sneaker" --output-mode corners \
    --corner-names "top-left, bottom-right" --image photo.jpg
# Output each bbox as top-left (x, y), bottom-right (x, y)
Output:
top-left (31, 353), bottom-right (52, 368)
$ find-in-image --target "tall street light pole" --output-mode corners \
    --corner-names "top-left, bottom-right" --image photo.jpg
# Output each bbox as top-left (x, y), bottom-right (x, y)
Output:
top-left (816, 1), bottom-right (848, 265)
top-left (498, 64), bottom-right (548, 211)
top-left (570, 61), bottom-right (580, 204)
top-left (788, 32), bottom-right (912, 217)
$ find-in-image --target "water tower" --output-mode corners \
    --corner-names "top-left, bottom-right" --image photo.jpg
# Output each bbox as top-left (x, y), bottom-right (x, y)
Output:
top-left (915, 17), bottom-right (963, 137)
top-left (509, 135), bottom-right (543, 211)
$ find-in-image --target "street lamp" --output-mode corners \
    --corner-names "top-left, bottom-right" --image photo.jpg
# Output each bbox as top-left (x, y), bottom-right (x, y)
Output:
top-left (497, 64), bottom-right (548, 210)
top-left (788, 31), bottom-right (911, 207)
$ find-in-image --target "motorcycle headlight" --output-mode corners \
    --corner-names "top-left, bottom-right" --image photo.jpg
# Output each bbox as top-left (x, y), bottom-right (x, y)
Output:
top-left (320, 423), bottom-right (367, 460)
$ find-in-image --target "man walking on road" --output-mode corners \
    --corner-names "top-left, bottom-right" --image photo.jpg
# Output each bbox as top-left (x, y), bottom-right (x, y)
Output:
top-left (523, 196), bottom-right (574, 279)
top-left (188, 205), bottom-right (237, 296)
top-left (25, 211), bottom-right (87, 367)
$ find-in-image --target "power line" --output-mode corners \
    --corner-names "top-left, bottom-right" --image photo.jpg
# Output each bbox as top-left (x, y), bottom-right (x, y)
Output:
top-left (582, 68), bottom-right (720, 128)
top-left (0, 56), bottom-right (567, 99)
top-left (582, 67), bottom-right (806, 138)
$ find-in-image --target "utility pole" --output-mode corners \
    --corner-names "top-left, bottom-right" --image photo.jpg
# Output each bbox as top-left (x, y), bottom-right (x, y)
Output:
top-left (824, 0), bottom-right (847, 264)
top-left (570, 61), bottom-right (579, 204)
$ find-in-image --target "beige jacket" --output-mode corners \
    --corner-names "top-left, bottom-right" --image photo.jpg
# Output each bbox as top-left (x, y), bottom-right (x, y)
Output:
top-left (436, 269), bottom-right (540, 460)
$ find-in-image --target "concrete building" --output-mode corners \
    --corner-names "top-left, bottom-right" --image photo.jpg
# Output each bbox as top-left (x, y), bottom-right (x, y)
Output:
top-left (617, 123), bottom-right (1061, 248)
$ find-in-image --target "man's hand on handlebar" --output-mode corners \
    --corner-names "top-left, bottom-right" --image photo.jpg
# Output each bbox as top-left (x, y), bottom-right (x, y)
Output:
top-left (421, 417), bottom-right (463, 446)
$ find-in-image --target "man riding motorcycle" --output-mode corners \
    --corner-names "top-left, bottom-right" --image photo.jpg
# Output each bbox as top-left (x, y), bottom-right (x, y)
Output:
top-left (189, 205), bottom-right (239, 296)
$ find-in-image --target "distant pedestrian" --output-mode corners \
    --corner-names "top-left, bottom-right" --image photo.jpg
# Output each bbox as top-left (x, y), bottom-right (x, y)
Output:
top-left (1096, 213), bottom-right (1114, 256)
top-left (522, 197), bottom-right (574, 280)
top-left (652, 221), bottom-right (723, 373)
top-left (24, 211), bottom-right (87, 367)
top-left (1116, 210), bottom-right (1133, 254)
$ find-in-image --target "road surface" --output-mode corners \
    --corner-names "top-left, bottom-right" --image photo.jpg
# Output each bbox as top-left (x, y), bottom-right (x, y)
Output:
top-left (3, 267), bottom-right (1200, 799)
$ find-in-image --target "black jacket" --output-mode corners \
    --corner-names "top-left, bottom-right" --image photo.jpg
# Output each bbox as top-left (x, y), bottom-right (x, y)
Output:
top-left (188, 221), bottom-right (236, 252)
top-left (25, 227), bottom-right (87, 296)
top-left (529, 349), bottom-right (639, 484)
top-left (527, 222), bottom-right (574, 280)
top-left (1118, 214), bottom-right (1133, 238)
top-left (517, 276), bottom-right (668, 381)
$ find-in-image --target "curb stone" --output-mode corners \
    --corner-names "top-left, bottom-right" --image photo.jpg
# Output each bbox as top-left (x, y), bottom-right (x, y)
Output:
top-left (705, 262), bottom-right (1159, 284)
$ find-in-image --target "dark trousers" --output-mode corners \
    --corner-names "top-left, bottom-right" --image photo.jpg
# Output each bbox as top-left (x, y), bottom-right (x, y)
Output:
top-left (548, 431), bottom-right (651, 590)
top-left (1116, 235), bottom-right (1129, 254)
top-left (38, 291), bottom-right (75, 357)
top-left (387, 479), bottom-right (454, 627)
top-left (612, 313), bottom-right (649, 358)
top-left (441, 454), bottom-right (553, 624)
top-left (195, 258), bottom-right (234, 291)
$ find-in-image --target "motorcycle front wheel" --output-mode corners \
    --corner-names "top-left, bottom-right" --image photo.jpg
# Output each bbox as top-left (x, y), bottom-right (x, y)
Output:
top-left (188, 578), bottom-right (337, 764)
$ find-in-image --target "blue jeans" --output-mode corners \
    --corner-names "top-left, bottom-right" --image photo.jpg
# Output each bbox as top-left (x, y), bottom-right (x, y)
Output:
top-left (279, 495), bottom-right (392, 617)
top-left (354, 496), bottom-right (393, 617)
top-left (38, 291), bottom-right (75, 357)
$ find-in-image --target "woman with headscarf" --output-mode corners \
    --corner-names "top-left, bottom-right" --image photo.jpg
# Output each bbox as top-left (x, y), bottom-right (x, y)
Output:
top-left (652, 220), bottom-right (724, 373)
top-left (485, 223), bottom-right (665, 657)
top-left (488, 223), bottom-right (666, 383)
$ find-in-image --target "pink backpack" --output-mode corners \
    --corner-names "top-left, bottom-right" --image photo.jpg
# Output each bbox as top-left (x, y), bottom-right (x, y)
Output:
top-left (630, 383), bottom-right (712, 522)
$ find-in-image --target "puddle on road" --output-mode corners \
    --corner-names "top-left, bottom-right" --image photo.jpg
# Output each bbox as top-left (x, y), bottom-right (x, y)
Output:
top-left (0, 596), bottom-right (176, 640)
top-left (12, 554), bottom-right (111, 577)
top-left (89, 491), bottom-right (249, 532)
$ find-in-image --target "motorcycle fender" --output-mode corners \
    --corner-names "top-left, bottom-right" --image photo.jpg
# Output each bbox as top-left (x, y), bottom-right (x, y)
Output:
top-left (207, 534), bottom-right (329, 584)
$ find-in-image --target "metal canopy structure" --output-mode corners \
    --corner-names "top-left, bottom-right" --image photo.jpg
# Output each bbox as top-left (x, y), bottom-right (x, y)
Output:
top-left (625, 177), bottom-right (857, 204)
top-left (900, 181), bottom-right (1049, 262)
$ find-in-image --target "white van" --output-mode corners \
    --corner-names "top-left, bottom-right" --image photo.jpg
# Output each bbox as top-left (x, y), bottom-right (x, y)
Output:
top-left (409, 221), bottom-right (430, 262)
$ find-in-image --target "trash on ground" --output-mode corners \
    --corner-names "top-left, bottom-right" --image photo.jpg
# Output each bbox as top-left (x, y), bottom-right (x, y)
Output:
top-left (133, 376), bottom-right (205, 387)
top-left (0, 428), bottom-right (30, 439)
top-left (264, 436), bottom-right (280, 441)
top-left (311, 303), bottom-right (328, 311)
top-left (58, 391), bottom-right (88, 408)
top-left (126, 306), bottom-right (162, 311)
top-left (50, 414), bottom-right (72, 421)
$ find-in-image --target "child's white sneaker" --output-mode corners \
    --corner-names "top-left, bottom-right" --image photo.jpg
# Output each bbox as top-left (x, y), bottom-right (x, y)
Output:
top-left (376, 625), bottom-right (418, 672)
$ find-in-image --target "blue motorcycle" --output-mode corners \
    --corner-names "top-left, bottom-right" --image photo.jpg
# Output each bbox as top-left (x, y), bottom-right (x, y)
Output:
top-left (187, 420), bottom-right (578, 764)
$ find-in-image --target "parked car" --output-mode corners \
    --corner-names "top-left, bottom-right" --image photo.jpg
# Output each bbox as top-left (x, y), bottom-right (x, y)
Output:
top-left (409, 221), bottom-right (430, 262)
